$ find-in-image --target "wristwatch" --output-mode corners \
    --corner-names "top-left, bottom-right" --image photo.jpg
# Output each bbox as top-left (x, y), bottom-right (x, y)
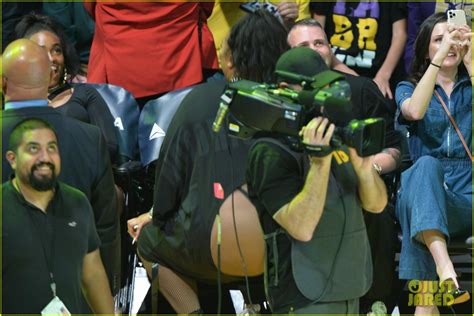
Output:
top-left (372, 162), bottom-right (382, 175)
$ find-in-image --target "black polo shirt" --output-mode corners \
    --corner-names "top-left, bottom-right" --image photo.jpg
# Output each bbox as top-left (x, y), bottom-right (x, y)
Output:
top-left (1, 106), bottom-right (119, 292)
top-left (2, 180), bottom-right (100, 314)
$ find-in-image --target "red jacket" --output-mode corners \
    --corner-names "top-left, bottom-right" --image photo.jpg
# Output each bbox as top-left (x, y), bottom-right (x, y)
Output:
top-left (85, 1), bottom-right (218, 98)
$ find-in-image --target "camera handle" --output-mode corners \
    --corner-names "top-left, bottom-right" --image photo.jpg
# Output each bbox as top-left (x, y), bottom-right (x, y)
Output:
top-left (303, 134), bottom-right (344, 157)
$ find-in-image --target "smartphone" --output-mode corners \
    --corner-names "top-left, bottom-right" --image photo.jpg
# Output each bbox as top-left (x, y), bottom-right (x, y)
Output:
top-left (447, 9), bottom-right (467, 26)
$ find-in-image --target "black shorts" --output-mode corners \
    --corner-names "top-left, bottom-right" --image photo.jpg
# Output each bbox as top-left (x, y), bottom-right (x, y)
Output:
top-left (137, 221), bottom-right (242, 284)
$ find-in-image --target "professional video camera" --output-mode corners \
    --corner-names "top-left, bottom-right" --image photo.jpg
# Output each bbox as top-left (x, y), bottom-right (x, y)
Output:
top-left (213, 70), bottom-right (385, 157)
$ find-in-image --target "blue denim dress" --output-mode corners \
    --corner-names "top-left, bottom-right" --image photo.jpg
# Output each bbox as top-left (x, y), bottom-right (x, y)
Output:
top-left (395, 76), bottom-right (472, 280)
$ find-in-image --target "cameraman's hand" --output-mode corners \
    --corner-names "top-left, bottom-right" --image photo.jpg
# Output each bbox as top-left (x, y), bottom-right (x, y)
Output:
top-left (299, 117), bottom-right (335, 161)
top-left (348, 148), bottom-right (375, 176)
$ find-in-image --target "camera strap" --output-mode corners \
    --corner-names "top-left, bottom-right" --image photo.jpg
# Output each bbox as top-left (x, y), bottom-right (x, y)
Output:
top-left (304, 144), bottom-right (334, 158)
top-left (433, 90), bottom-right (473, 161)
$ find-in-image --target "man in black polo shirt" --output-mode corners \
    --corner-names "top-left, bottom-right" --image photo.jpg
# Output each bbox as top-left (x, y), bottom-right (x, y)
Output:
top-left (1, 39), bottom-right (120, 293)
top-left (2, 118), bottom-right (114, 314)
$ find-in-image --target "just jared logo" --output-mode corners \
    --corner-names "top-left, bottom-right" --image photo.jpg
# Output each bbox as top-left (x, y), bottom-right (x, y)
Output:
top-left (407, 279), bottom-right (455, 306)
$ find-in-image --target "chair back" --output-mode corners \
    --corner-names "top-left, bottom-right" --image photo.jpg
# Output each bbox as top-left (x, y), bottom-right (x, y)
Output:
top-left (90, 83), bottom-right (140, 163)
top-left (138, 86), bottom-right (193, 166)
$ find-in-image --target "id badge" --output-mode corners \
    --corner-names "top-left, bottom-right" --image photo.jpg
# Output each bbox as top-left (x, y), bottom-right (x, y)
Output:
top-left (41, 296), bottom-right (71, 316)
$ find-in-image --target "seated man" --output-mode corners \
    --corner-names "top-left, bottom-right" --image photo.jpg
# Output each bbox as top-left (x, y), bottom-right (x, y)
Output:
top-left (287, 18), bottom-right (358, 76)
top-left (1, 39), bottom-right (120, 293)
top-left (2, 118), bottom-right (114, 314)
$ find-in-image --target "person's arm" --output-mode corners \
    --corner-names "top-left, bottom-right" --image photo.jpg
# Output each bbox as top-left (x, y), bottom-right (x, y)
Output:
top-left (83, 85), bottom-right (119, 163)
top-left (331, 55), bottom-right (359, 76)
top-left (373, 18), bottom-right (407, 99)
top-left (127, 209), bottom-right (153, 242)
top-left (348, 148), bottom-right (387, 213)
top-left (373, 149), bottom-right (400, 175)
top-left (308, 0), bottom-right (328, 26)
top-left (273, 117), bottom-right (334, 241)
top-left (460, 27), bottom-right (472, 79)
top-left (81, 249), bottom-right (115, 314)
top-left (90, 128), bottom-right (120, 292)
top-left (152, 126), bottom-right (188, 225)
top-left (92, 130), bottom-right (119, 243)
top-left (361, 78), bottom-right (401, 173)
top-left (401, 26), bottom-right (463, 121)
top-left (313, 13), bottom-right (326, 27)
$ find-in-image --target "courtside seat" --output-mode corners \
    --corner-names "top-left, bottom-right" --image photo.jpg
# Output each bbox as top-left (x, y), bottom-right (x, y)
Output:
top-left (90, 83), bottom-right (141, 164)
top-left (138, 86), bottom-right (194, 167)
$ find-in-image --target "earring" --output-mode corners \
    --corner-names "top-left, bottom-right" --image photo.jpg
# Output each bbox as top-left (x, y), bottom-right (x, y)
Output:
top-left (63, 68), bottom-right (68, 84)
top-left (230, 75), bottom-right (240, 82)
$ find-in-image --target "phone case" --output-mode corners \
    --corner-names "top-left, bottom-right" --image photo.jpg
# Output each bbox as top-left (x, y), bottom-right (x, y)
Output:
top-left (447, 10), bottom-right (467, 26)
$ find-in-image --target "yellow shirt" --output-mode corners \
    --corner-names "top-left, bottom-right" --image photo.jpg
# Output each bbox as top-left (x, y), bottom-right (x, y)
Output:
top-left (208, 0), bottom-right (310, 66)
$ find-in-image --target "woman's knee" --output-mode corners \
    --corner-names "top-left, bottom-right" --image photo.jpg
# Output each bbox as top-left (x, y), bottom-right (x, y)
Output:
top-left (413, 156), bottom-right (444, 176)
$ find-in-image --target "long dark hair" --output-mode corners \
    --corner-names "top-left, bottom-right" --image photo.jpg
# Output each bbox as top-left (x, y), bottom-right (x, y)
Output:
top-left (227, 10), bottom-right (290, 83)
top-left (14, 13), bottom-right (80, 80)
top-left (409, 12), bottom-right (467, 84)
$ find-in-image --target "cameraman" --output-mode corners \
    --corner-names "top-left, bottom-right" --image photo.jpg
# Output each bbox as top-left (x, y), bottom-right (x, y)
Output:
top-left (246, 69), bottom-right (387, 314)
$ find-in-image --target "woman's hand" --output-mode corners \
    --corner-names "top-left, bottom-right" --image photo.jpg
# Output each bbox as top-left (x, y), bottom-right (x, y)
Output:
top-left (458, 25), bottom-right (472, 76)
top-left (432, 25), bottom-right (464, 65)
top-left (277, 1), bottom-right (298, 25)
top-left (127, 211), bottom-right (153, 244)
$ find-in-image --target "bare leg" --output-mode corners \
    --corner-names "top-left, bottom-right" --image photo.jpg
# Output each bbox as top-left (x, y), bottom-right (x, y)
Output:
top-left (414, 281), bottom-right (440, 315)
top-left (421, 230), bottom-right (457, 286)
top-left (415, 304), bottom-right (440, 315)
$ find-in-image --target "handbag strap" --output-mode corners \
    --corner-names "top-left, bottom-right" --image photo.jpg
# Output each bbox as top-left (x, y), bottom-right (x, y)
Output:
top-left (433, 90), bottom-right (473, 161)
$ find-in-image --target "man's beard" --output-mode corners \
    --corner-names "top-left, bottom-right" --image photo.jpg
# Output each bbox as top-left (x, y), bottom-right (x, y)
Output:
top-left (28, 163), bottom-right (57, 191)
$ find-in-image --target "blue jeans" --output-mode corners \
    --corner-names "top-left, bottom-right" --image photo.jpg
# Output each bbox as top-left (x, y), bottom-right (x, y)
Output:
top-left (396, 156), bottom-right (472, 280)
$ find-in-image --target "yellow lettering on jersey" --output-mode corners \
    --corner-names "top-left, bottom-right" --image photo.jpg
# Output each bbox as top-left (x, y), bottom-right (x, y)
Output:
top-left (357, 18), bottom-right (378, 50)
top-left (331, 14), bottom-right (353, 49)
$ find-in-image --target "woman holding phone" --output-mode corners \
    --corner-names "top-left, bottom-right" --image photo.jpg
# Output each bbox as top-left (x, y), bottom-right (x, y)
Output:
top-left (395, 12), bottom-right (472, 315)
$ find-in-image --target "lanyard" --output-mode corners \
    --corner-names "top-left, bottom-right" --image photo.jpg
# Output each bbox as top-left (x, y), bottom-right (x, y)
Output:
top-left (15, 179), bottom-right (57, 298)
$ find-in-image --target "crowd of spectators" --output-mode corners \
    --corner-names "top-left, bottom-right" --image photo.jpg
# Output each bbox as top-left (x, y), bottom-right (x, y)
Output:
top-left (1, 1), bottom-right (472, 315)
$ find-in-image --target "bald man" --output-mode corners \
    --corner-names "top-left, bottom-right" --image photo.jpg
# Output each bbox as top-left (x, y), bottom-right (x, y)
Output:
top-left (2, 39), bottom-right (52, 101)
top-left (1, 39), bottom-right (121, 296)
